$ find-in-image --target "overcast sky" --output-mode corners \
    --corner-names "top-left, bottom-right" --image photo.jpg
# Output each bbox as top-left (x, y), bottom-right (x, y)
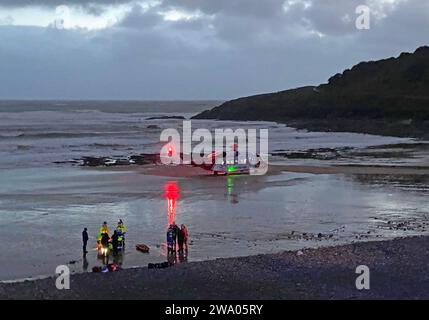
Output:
top-left (0, 0), bottom-right (428, 100)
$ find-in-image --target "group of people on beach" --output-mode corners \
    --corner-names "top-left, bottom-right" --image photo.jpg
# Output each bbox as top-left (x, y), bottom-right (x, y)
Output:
top-left (99, 219), bottom-right (127, 254)
top-left (167, 222), bottom-right (189, 254)
top-left (82, 219), bottom-right (189, 256)
top-left (82, 219), bottom-right (127, 257)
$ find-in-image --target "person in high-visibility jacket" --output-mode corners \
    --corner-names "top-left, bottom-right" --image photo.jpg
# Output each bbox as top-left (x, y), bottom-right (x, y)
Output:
top-left (99, 221), bottom-right (110, 236)
top-left (116, 219), bottom-right (126, 247)
top-left (116, 219), bottom-right (126, 233)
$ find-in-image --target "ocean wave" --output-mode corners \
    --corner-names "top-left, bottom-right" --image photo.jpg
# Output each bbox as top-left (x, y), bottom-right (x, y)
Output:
top-left (0, 132), bottom-right (101, 139)
top-left (0, 132), bottom-right (24, 138)
top-left (16, 145), bottom-right (33, 150)
top-left (65, 143), bottom-right (130, 149)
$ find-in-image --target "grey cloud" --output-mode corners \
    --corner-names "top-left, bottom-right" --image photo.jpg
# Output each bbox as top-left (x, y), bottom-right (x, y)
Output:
top-left (0, 0), bottom-right (427, 99)
top-left (0, 0), bottom-right (132, 6)
top-left (162, 0), bottom-right (284, 17)
top-left (0, 0), bottom-right (134, 17)
top-left (118, 4), bottom-right (163, 28)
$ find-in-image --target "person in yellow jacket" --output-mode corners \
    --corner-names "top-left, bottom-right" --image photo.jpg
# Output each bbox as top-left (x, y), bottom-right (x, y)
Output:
top-left (116, 219), bottom-right (126, 247)
top-left (116, 219), bottom-right (126, 234)
top-left (100, 221), bottom-right (110, 235)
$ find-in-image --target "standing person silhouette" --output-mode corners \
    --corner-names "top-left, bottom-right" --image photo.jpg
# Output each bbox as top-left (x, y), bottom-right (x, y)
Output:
top-left (82, 228), bottom-right (89, 255)
top-left (171, 221), bottom-right (179, 252)
top-left (181, 224), bottom-right (189, 253)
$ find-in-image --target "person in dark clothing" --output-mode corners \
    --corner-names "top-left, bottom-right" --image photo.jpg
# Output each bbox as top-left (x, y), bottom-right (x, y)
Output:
top-left (180, 224), bottom-right (189, 253)
top-left (167, 226), bottom-right (175, 254)
top-left (177, 227), bottom-right (185, 253)
top-left (99, 232), bottom-right (110, 259)
top-left (111, 230), bottom-right (119, 254)
top-left (82, 228), bottom-right (89, 255)
top-left (101, 232), bottom-right (109, 247)
top-left (171, 221), bottom-right (179, 252)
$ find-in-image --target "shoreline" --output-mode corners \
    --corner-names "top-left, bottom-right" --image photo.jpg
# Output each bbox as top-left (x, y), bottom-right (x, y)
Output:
top-left (285, 118), bottom-right (429, 140)
top-left (2, 236), bottom-right (429, 299)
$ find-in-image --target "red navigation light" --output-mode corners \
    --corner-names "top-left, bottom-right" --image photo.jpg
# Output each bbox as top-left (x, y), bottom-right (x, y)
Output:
top-left (167, 146), bottom-right (173, 157)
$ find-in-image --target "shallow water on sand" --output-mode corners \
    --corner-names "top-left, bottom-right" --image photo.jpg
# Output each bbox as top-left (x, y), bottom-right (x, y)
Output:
top-left (0, 166), bottom-right (428, 281)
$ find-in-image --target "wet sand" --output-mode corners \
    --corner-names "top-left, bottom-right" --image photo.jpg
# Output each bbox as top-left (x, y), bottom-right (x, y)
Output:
top-left (1, 236), bottom-right (429, 300)
top-left (1, 161), bottom-right (428, 281)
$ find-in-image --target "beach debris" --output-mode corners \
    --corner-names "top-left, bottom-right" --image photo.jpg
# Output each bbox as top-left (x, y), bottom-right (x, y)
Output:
top-left (52, 153), bottom-right (166, 167)
top-left (285, 230), bottom-right (336, 241)
top-left (78, 156), bottom-right (136, 167)
top-left (73, 154), bottom-right (161, 167)
top-left (136, 244), bottom-right (150, 253)
top-left (82, 156), bottom-right (108, 167)
top-left (297, 250), bottom-right (304, 256)
top-left (92, 264), bottom-right (120, 273)
top-left (129, 154), bottom-right (160, 165)
top-left (375, 217), bottom-right (428, 233)
top-left (148, 262), bottom-right (174, 269)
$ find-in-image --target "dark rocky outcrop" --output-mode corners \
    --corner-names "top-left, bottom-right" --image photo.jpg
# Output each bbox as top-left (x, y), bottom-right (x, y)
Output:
top-left (56, 152), bottom-right (211, 167)
top-left (146, 115), bottom-right (185, 120)
top-left (53, 154), bottom-right (162, 167)
top-left (193, 46), bottom-right (429, 138)
top-left (146, 125), bottom-right (161, 129)
top-left (81, 156), bottom-right (109, 167)
top-left (129, 153), bottom-right (160, 165)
